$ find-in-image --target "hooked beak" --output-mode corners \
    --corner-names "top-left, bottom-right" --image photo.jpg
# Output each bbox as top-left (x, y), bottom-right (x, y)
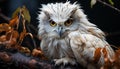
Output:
top-left (57, 26), bottom-right (63, 37)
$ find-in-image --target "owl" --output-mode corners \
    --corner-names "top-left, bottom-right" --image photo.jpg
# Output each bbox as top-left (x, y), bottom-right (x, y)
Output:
top-left (37, 1), bottom-right (115, 68)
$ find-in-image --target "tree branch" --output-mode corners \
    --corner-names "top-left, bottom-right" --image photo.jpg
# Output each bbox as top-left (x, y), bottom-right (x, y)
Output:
top-left (97, 0), bottom-right (120, 13)
top-left (0, 9), bottom-right (11, 22)
top-left (0, 44), bottom-right (81, 69)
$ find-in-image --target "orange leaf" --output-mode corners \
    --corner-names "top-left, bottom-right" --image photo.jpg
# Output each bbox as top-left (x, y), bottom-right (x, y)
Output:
top-left (18, 46), bottom-right (31, 55)
top-left (32, 48), bottom-right (48, 60)
top-left (32, 48), bottom-right (43, 57)
top-left (0, 35), bottom-right (6, 42)
top-left (6, 30), bottom-right (19, 46)
top-left (0, 23), bottom-right (11, 32)
top-left (9, 16), bottom-right (19, 28)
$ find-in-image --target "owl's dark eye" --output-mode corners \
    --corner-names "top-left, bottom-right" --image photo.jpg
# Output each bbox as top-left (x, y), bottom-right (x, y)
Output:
top-left (64, 19), bottom-right (73, 26)
top-left (49, 20), bottom-right (57, 27)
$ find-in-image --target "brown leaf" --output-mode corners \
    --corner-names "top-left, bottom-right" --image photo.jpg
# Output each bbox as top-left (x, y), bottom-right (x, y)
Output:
top-left (0, 23), bottom-right (19, 46)
top-left (32, 48), bottom-right (48, 60)
top-left (0, 23), bottom-right (11, 32)
top-left (6, 30), bottom-right (19, 46)
top-left (9, 16), bottom-right (19, 28)
top-left (18, 46), bottom-right (31, 55)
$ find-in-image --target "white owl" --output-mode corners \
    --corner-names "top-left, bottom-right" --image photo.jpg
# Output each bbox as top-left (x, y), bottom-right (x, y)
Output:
top-left (37, 1), bottom-right (115, 69)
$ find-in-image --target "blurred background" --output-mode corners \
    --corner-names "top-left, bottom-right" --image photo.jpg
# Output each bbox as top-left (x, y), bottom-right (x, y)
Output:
top-left (0, 0), bottom-right (120, 47)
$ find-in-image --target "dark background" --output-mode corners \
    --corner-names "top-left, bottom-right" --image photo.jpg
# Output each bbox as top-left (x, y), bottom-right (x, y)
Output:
top-left (0, 0), bottom-right (120, 46)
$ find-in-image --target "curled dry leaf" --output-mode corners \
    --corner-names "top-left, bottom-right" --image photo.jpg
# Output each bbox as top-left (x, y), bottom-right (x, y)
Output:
top-left (18, 46), bottom-right (31, 55)
top-left (32, 48), bottom-right (48, 60)
top-left (0, 23), bottom-right (19, 46)
top-left (9, 16), bottom-right (19, 28)
top-left (0, 23), bottom-right (11, 33)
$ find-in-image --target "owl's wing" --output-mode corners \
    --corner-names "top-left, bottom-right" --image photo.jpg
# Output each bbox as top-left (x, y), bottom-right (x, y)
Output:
top-left (68, 31), bottom-right (115, 67)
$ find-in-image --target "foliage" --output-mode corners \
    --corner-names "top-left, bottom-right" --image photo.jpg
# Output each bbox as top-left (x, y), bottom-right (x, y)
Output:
top-left (90, 0), bottom-right (120, 13)
top-left (0, 6), bottom-right (46, 60)
top-left (90, 0), bottom-right (114, 7)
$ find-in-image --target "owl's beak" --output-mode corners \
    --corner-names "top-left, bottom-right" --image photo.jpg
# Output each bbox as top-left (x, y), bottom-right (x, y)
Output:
top-left (57, 26), bottom-right (63, 37)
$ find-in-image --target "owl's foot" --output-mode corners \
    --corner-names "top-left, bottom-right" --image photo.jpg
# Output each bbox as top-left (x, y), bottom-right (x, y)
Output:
top-left (54, 57), bottom-right (76, 66)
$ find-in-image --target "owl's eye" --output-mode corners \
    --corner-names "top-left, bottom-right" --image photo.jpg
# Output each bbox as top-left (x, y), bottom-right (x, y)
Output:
top-left (49, 20), bottom-right (57, 27)
top-left (64, 19), bottom-right (73, 26)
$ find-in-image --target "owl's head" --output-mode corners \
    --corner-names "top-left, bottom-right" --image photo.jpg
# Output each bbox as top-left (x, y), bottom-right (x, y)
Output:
top-left (38, 1), bottom-right (105, 39)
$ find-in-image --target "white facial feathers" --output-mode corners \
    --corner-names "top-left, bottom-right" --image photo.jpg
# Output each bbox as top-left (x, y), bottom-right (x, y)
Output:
top-left (38, 2), bottom-right (80, 22)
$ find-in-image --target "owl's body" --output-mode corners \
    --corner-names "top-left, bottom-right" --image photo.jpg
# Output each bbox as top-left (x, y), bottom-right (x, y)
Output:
top-left (38, 2), bottom-right (115, 68)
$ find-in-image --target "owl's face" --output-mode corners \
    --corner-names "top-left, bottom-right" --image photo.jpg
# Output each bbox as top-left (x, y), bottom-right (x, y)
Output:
top-left (38, 2), bottom-right (81, 38)
top-left (44, 15), bottom-right (80, 38)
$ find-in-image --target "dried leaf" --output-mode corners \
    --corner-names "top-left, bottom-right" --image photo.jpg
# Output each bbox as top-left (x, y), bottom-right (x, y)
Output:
top-left (0, 22), bottom-right (19, 46)
top-left (90, 0), bottom-right (97, 8)
top-left (0, 35), bottom-right (6, 42)
top-left (0, 23), bottom-right (11, 32)
top-left (32, 48), bottom-right (43, 56)
top-left (9, 16), bottom-right (19, 28)
top-left (18, 46), bottom-right (31, 55)
top-left (0, 31), bottom-right (19, 46)
top-left (17, 31), bottom-right (26, 46)
top-left (0, 23), bottom-right (12, 44)
top-left (32, 48), bottom-right (48, 60)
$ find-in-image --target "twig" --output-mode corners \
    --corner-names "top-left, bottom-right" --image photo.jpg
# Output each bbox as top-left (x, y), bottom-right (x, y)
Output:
top-left (97, 0), bottom-right (120, 13)
top-left (106, 32), bottom-right (120, 37)
top-left (0, 13), bottom-right (11, 22)
top-left (26, 24), bottom-right (37, 48)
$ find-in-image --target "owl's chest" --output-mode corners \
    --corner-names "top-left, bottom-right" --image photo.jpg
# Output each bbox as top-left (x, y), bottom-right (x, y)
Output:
top-left (41, 37), bottom-right (74, 59)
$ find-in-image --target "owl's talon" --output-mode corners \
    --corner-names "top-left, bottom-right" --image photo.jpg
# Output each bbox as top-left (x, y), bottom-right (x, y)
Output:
top-left (53, 58), bottom-right (76, 66)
